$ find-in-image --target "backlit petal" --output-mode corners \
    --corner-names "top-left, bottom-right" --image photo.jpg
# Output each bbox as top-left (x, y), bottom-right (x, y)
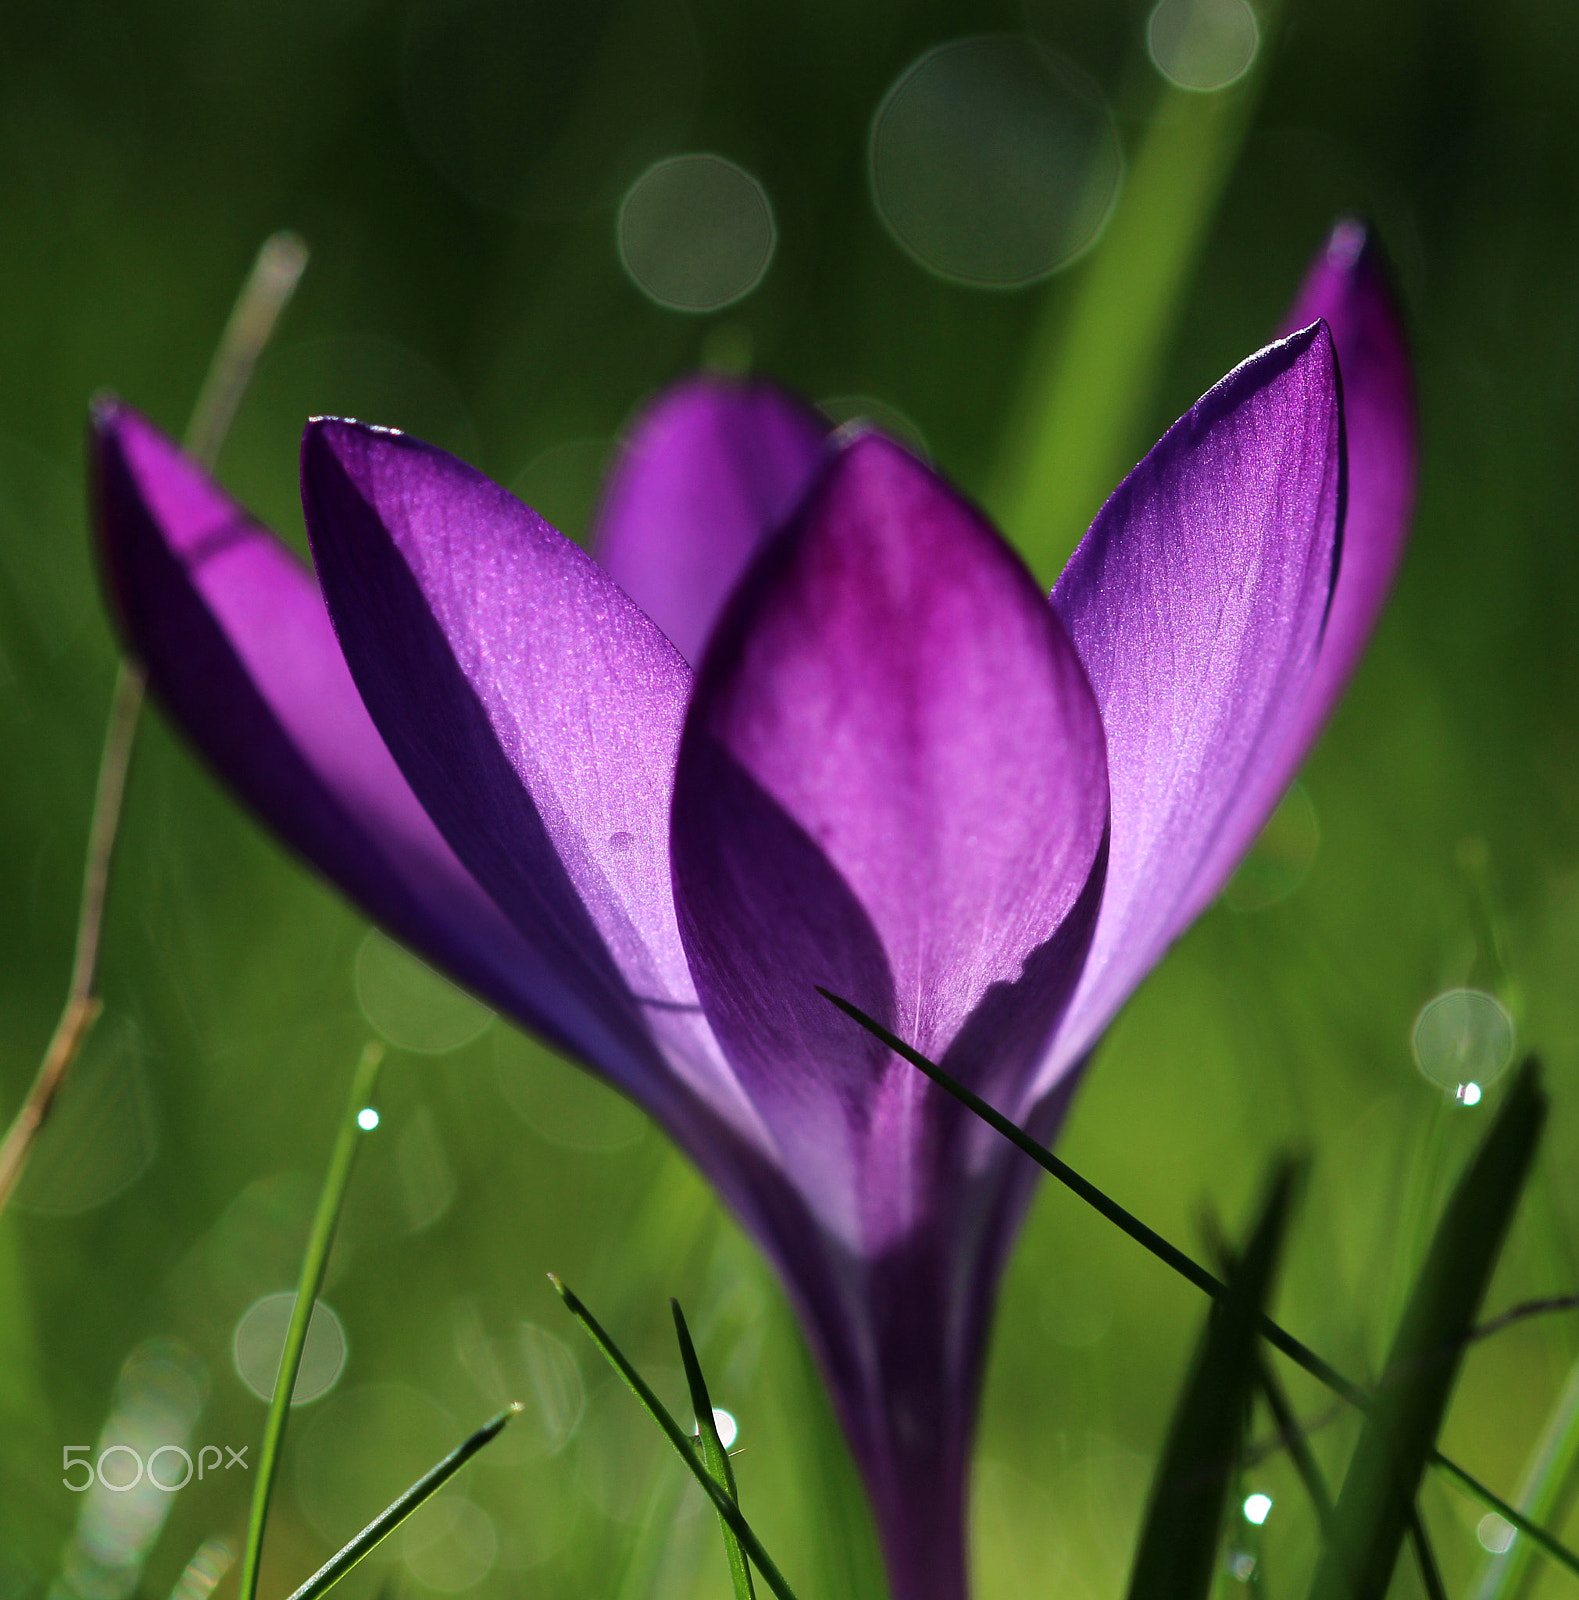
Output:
top-left (1043, 323), bottom-right (1344, 1094)
top-left (592, 376), bottom-right (828, 665)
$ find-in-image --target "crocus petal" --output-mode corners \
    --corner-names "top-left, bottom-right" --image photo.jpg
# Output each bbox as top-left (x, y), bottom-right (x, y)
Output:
top-left (1042, 322), bottom-right (1345, 1093)
top-left (671, 432), bottom-right (1107, 1600)
top-left (672, 433), bottom-right (1109, 1247)
top-left (91, 401), bottom-right (645, 1079)
top-left (591, 376), bottom-right (829, 665)
top-left (1280, 218), bottom-right (1417, 750)
top-left (300, 419), bottom-right (760, 1128)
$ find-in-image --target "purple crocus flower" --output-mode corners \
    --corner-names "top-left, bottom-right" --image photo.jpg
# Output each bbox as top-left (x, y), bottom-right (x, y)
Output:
top-left (89, 220), bottom-right (1412, 1600)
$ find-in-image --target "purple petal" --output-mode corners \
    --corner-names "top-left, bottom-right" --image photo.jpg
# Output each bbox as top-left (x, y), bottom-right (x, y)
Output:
top-left (1279, 219), bottom-right (1417, 750)
top-left (1043, 323), bottom-right (1345, 1091)
top-left (591, 376), bottom-right (828, 666)
top-left (91, 402), bottom-right (653, 1080)
top-left (300, 419), bottom-right (758, 1126)
top-left (671, 432), bottom-right (1107, 1600)
top-left (672, 432), bottom-right (1109, 1245)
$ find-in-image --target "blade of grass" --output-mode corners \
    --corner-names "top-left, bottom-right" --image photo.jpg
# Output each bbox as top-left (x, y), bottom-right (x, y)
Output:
top-left (1435, 1453), bottom-right (1579, 1579)
top-left (1258, 1356), bottom-right (1337, 1538)
top-left (1470, 1352), bottom-right (1579, 1600)
top-left (238, 1042), bottom-right (384, 1600)
top-left (550, 1276), bottom-right (801, 1600)
top-left (673, 1299), bottom-right (756, 1600)
top-left (819, 991), bottom-right (1579, 1581)
top-left (282, 1405), bottom-right (519, 1600)
top-left (0, 230), bottom-right (308, 1219)
top-left (1127, 1160), bottom-right (1298, 1600)
top-left (1409, 1510), bottom-right (1450, 1600)
top-left (817, 989), bottom-right (1361, 1403)
top-left (1308, 1060), bottom-right (1546, 1600)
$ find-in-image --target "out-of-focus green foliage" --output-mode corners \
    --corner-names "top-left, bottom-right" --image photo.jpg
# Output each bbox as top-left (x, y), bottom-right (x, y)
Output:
top-left (3, 0), bottom-right (1579, 1596)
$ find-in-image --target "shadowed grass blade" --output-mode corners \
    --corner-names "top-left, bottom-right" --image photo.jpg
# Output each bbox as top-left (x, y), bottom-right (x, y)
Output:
top-left (1308, 1059), bottom-right (1546, 1600)
top-left (551, 1276), bottom-right (800, 1600)
top-left (1127, 1162), bottom-right (1297, 1600)
top-left (238, 1042), bottom-right (383, 1600)
top-left (282, 1406), bottom-right (518, 1600)
top-left (818, 991), bottom-right (1579, 1581)
top-left (673, 1299), bottom-right (756, 1600)
top-left (1258, 1357), bottom-right (1336, 1537)
top-left (1409, 1510), bottom-right (1450, 1600)
top-left (1472, 1352), bottom-right (1579, 1600)
top-left (817, 989), bottom-right (1359, 1401)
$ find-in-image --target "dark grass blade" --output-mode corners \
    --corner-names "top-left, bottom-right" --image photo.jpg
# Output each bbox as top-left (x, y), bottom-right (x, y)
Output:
top-left (1308, 1059), bottom-right (1547, 1600)
top-left (1127, 1161), bottom-right (1298, 1600)
top-left (1408, 1510), bottom-right (1450, 1600)
top-left (817, 988), bottom-right (1364, 1406)
top-left (1258, 1356), bottom-right (1337, 1538)
top-left (282, 1406), bottom-right (518, 1600)
top-left (818, 993), bottom-right (1579, 1581)
top-left (673, 1300), bottom-right (756, 1600)
top-left (551, 1276), bottom-right (801, 1600)
top-left (239, 1042), bottom-right (383, 1600)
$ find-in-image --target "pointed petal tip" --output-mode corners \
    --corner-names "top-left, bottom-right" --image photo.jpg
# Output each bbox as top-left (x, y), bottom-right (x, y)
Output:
top-left (89, 392), bottom-right (127, 436)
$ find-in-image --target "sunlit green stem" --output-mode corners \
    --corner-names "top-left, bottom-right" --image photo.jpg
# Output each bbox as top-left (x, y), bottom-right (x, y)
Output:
top-left (989, 75), bottom-right (1267, 582)
top-left (1471, 1353), bottom-right (1579, 1600)
top-left (238, 1042), bottom-right (383, 1600)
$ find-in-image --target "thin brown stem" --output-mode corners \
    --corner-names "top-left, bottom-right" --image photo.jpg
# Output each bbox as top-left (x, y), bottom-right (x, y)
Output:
top-left (0, 231), bottom-right (308, 1217)
top-left (0, 661), bottom-right (143, 1211)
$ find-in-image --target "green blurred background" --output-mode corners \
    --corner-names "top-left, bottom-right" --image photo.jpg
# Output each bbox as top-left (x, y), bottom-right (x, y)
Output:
top-left (2, 0), bottom-right (1578, 1595)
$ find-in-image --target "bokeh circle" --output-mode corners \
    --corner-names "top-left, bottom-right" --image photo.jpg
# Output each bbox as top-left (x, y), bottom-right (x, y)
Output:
top-left (618, 154), bottom-right (776, 311)
top-left (868, 36), bottom-right (1122, 286)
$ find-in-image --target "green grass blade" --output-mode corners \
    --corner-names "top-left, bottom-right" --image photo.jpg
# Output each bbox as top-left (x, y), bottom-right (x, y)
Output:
top-left (1127, 1161), bottom-right (1298, 1600)
top-left (1308, 1059), bottom-right (1547, 1600)
top-left (550, 1276), bottom-right (801, 1600)
top-left (238, 1041), bottom-right (384, 1600)
top-left (282, 1406), bottom-right (519, 1600)
top-left (1470, 1352), bottom-right (1579, 1600)
top-left (1435, 1451), bottom-right (1579, 1580)
top-left (819, 993), bottom-right (1579, 1582)
top-left (673, 1299), bottom-right (756, 1600)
